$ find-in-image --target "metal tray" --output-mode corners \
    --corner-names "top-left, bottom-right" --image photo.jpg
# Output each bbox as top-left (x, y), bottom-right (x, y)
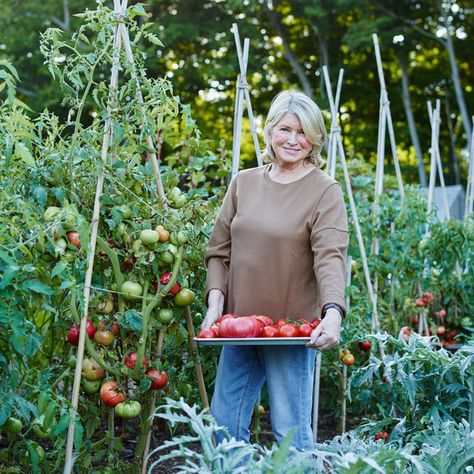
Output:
top-left (194, 337), bottom-right (311, 346)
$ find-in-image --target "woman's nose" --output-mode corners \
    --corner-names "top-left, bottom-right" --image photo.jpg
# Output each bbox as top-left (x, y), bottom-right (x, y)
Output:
top-left (287, 131), bottom-right (297, 144)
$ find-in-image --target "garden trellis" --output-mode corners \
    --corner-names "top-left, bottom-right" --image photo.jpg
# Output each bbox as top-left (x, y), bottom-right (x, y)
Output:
top-left (231, 23), bottom-right (262, 177)
top-left (63, 2), bottom-right (208, 472)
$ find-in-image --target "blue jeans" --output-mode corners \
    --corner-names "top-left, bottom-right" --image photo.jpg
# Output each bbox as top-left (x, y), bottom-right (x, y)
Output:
top-left (211, 345), bottom-right (317, 451)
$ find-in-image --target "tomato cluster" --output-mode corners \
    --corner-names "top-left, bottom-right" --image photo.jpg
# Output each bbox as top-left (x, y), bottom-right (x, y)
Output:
top-left (197, 315), bottom-right (321, 339)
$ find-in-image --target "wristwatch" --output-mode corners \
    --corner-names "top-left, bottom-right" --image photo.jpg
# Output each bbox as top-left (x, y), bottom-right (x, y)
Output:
top-left (321, 303), bottom-right (345, 320)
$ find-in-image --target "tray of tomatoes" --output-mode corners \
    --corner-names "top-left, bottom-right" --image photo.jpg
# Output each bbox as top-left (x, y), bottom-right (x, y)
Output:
top-left (194, 314), bottom-right (320, 346)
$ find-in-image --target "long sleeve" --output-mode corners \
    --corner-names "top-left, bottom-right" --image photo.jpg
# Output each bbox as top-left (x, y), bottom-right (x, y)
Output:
top-left (204, 175), bottom-right (238, 306)
top-left (310, 183), bottom-right (349, 313)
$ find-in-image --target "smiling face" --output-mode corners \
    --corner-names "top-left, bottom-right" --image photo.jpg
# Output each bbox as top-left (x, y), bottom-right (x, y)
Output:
top-left (269, 112), bottom-right (313, 168)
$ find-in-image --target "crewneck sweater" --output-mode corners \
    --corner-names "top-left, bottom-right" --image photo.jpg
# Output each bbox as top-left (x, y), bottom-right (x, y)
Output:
top-left (205, 164), bottom-right (349, 322)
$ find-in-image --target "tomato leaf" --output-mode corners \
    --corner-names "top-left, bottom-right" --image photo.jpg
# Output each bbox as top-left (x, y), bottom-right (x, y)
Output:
top-left (52, 261), bottom-right (68, 277)
top-left (121, 310), bottom-right (142, 333)
top-left (15, 142), bottom-right (36, 168)
top-left (22, 280), bottom-right (54, 295)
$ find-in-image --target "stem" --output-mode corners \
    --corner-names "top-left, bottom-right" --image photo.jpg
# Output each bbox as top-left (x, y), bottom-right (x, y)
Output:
top-left (135, 390), bottom-right (154, 464)
top-left (97, 235), bottom-right (124, 288)
top-left (470, 375), bottom-right (474, 431)
top-left (51, 367), bottom-right (71, 392)
top-left (108, 408), bottom-right (115, 463)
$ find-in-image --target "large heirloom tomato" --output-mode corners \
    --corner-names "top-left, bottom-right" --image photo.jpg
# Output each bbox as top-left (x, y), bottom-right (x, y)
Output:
top-left (124, 351), bottom-right (148, 369)
top-left (219, 317), bottom-right (261, 338)
top-left (100, 381), bottom-right (126, 407)
top-left (115, 401), bottom-right (141, 418)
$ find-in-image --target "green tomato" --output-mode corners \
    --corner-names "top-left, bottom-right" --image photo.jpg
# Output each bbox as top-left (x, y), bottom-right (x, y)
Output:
top-left (68, 355), bottom-right (77, 368)
top-left (55, 238), bottom-right (68, 254)
top-left (169, 195), bottom-right (187, 209)
top-left (114, 400), bottom-right (141, 419)
top-left (176, 231), bottom-right (188, 245)
top-left (27, 442), bottom-right (45, 464)
top-left (32, 421), bottom-right (51, 440)
top-left (116, 222), bottom-right (127, 236)
top-left (174, 288), bottom-right (195, 307)
top-left (62, 250), bottom-right (76, 263)
top-left (167, 244), bottom-right (178, 256)
top-left (119, 205), bottom-right (132, 219)
top-left (157, 308), bottom-right (174, 324)
top-left (120, 281), bottom-right (143, 301)
top-left (140, 229), bottom-right (160, 246)
top-left (5, 417), bottom-right (22, 434)
top-left (44, 206), bottom-right (61, 222)
top-left (82, 379), bottom-right (101, 394)
top-left (169, 187), bottom-right (182, 200)
top-left (159, 250), bottom-right (174, 265)
top-left (418, 238), bottom-right (430, 252)
top-left (61, 212), bottom-right (77, 230)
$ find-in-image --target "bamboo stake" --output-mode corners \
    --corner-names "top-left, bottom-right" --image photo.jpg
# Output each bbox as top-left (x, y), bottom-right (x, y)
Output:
top-left (427, 100), bottom-right (450, 220)
top-left (119, 24), bottom-right (167, 205)
top-left (63, 2), bottom-right (126, 472)
top-left (341, 256), bottom-right (352, 434)
top-left (231, 23), bottom-right (262, 175)
top-left (372, 34), bottom-right (404, 201)
top-left (464, 117), bottom-right (474, 219)
top-left (322, 69), bottom-right (383, 339)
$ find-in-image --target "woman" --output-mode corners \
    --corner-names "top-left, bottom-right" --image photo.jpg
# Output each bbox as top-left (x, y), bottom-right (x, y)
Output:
top-left (201, 90), bottom-right (349, 451)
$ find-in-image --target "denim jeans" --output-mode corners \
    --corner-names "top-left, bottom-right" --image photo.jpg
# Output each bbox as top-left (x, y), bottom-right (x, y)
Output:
top-left (210, 344), bottom-right (317, 451)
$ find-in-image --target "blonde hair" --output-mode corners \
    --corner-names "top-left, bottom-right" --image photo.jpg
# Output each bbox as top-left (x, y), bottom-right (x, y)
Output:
top-left (260, 90), bottom-right (326, 168)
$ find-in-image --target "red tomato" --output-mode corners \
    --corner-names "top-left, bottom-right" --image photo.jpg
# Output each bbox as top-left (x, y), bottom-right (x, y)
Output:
top-left (94, 330), bottom-right (114, 346)
top-left (97, 320), bottom-right (119, 336)
top-left (158, 272), bottom-right (181, 296)
top-left (122, 255), bottom-right (137, 271)
top-left (422, 292), bottom-right (434, 304)
top-left (219, 317), bottom-right (260, 338)
top-left (261, 326), bottom-right (279, 338)
top-left (341, 353), bottom-right (355, 366)
top-left (358, 340), bottom-right (372, 351)
top-left (67, 323), bottom-right (80, 345)
top-left (252, 315), bottom-right (273, 327)
top-left (86, 319), bottom-right (96, 338)
top-left (415, 298), bottom-right (425, 307)
top-left (436, 325), bottom-right (446, 336)
top-left (210, 324), bottom-right (220, 336)
top-left (277, 324), bottom-right (299, 338)
top-left (67, 231), bottom-right (81, 249)
top-left (146, 369), bottom-right (168, 390)
top-left (310, 318), bottom-right (321, 328)
top-left (276, 319), bottom-right (287, 327)
top-left (250, 317), bottom-right (265, 336)
top-left (124, 352), bottom-right (148, 369)
top-left (197, 328), bottom-right (218, 338)
top-left (217, 314), bottom-right (236, 324)
top-left (100, 381), bottom-right (125, 407)
top-left (375, 431), bottom-right (389, 442)
top-left (298, 323), bottom-right (313, 337)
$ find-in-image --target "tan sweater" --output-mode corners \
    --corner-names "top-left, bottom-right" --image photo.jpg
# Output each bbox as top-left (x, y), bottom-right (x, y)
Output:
top-left (205, 165), bottom-right (349, 322)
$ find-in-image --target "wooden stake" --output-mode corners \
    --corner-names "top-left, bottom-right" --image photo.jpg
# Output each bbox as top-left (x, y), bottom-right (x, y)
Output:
top-left (63, 2), bottom-right (126, 472)
top-left (184, 306), bottom-right (209, 409)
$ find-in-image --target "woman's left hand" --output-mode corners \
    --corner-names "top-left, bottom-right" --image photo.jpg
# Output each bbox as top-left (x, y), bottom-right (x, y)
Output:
top-left (306, 308), bottom-right (342, 351)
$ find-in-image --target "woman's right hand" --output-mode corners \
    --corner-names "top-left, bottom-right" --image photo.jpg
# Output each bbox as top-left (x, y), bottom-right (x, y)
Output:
top-left (201, 289), bottom-right (224, 330)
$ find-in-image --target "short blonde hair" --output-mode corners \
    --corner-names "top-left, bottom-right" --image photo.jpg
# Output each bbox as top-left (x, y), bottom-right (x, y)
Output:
top-left (261, 90), bottom-right (326, 168)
